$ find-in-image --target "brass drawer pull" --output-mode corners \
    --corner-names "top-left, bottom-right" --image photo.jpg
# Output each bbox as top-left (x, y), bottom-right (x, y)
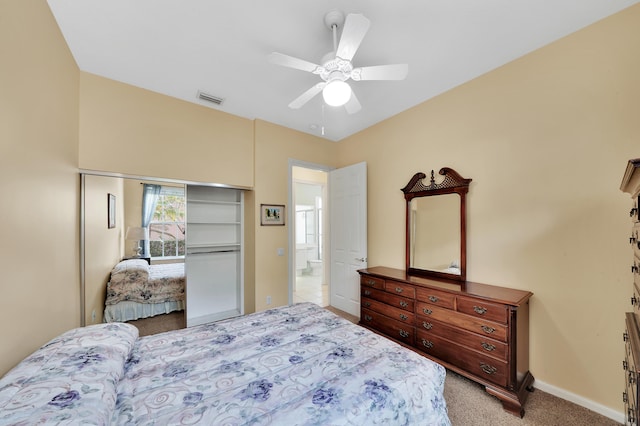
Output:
top-left (624, 360), bottom-right (629, 370)
top-left (399, 300), bottom-right (408, 308)
top-left (422, 308), bottom-right (433, 315)
top-left (421, 339), bottom-right (434, 349)
top-left (364, 301), bottom-right (371, 308)
top-left (399, 314), bottom-right (408, 321)
top-left (481, 342), bottom-right (496, 352)
top-left (395, 287), bottom-right (404, 293)
top-left (629, 371), bottom-right (636, 384)
top-left (365, 279), bottom-right (376, 286)
top-left (364, 290), bottom-right (372, 296)
top-left (428, 295), bottom-right (439, 303)
top-left (481, 325), bottom-right (495, 334)
top-left (422, 322), bottom-right (433, 330)
top-left (623, 391), bottom-right (628, 403)
top-left (364, 315), bottom-right (373, 322)
top-left (473, 306), bottom-right (487, 315)
top-left (624, 331), bottom-right (630, 342)
top-left (399, 329), bottom-right (409, 338)
top-left (480, 363), bottom-right (497, 375)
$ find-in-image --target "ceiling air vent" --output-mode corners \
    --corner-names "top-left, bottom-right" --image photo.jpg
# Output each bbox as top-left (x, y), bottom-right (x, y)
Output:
top-left (197, 91), bottom-right (224, 105)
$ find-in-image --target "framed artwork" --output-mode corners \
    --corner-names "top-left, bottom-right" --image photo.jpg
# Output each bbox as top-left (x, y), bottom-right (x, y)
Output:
top-left (108, 193), bottom-right (116, 229)
top-left (261, 204), bottom-right (285, 226)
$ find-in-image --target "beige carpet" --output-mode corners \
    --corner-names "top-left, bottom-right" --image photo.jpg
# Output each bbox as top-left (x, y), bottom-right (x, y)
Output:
top-left (126, 310), bottom-right (185, 336)
top-left (126, 307), bottom-right (620, 425)
top-left (444, 371), bottom-right (618, 425)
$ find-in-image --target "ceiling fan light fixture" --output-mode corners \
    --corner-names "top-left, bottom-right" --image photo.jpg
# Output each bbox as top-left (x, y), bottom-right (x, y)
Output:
top-left (322, 80), bottom-right (351, 106)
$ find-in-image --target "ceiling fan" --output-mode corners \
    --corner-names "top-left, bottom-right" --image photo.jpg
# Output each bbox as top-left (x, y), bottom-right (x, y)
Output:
top-left (268, 10), bottom-right (408, 114)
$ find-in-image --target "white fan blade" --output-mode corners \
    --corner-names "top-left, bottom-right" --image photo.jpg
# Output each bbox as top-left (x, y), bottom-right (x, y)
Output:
top-left (336, 14), bottom-right (370, 61)
top-left (269, 52), bottom-right (321, 73)
top-left (289, 82), bottom-right (326, 109)
top-left (344, 91), bottom-right (361, 114)
top-left (352, 64), bottom-right (408, 81)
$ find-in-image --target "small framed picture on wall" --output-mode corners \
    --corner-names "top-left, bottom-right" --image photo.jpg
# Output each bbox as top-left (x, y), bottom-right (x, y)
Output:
top-left (260, 204), bottom-right (285, 226)
top-left (108, 193), bottom-right (116, 229)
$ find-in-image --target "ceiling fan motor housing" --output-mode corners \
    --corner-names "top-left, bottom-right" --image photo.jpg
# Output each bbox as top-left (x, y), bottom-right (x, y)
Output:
top-left (324, 10), bottom-right (345, 30)
top-left (315, 56), bottom-right (353, 82)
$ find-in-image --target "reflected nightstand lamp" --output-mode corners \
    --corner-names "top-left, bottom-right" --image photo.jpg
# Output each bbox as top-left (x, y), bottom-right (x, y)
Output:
top-left (125, 226), bottom-right (149, 258)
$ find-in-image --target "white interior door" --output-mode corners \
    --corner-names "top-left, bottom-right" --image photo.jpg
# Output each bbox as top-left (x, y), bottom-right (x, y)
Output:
top-left (329, 162), bottom-right (367, 317)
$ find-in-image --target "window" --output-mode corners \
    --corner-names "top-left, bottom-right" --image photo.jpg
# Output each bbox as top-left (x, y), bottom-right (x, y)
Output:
top-left (149, 186), bottom-right (185, 257)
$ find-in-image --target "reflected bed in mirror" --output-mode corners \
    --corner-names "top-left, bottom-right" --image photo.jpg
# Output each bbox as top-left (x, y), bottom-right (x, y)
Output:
top-left (402, 168), bottom-right (472, 284)
top-left (81, 173), bottom-right (187, 331)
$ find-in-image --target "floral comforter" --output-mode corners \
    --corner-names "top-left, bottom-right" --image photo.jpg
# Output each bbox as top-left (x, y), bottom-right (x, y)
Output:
top-left (0, 303), bottom-right (450, 425)
top-left (106, 259), bottom-right (185, 305)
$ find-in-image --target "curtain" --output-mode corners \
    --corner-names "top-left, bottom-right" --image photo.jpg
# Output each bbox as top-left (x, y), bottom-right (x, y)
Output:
top-left (141, 184), bottom-right (161, 256)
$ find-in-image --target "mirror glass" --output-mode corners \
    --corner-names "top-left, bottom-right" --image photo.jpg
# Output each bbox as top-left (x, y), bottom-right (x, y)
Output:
top-left (403, 168), bottom-right (470, 283)
top-left (409, 194), bottom-right (461, 275)
top-left (82, 173), bottom-right (187, 330)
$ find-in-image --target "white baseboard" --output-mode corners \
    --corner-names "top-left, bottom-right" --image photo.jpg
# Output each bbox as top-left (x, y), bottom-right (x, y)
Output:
top-left (533, 379), bottom-right (624, 424)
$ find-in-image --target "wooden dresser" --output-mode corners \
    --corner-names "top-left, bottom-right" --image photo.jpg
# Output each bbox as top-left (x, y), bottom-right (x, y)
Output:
top-left (359, 266), bottom-right (534, 417)
top-left (621, 158), bottom-right (640, 425)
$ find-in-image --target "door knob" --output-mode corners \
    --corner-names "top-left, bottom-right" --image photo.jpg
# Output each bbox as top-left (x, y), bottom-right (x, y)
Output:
top-left (355, 257), bottom-right (367, 262)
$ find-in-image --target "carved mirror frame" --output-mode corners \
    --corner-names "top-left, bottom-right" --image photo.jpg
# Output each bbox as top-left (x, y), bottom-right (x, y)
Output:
top-left (402, 167), bottom-right (472, 283)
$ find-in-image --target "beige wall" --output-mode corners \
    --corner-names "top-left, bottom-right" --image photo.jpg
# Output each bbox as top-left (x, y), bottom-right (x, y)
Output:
top-left (123, 178), bottom-right (144, 254)
top-left (84, 175), bottom-right (125, 325)
top-left (0, 1), bottom-right (80, 374)
top-left (79, 73), bottom-right (255, 188)
top-left (338, 4), bottom-right (640, 413)
top-left (253, 120), bottom-right (339, 311)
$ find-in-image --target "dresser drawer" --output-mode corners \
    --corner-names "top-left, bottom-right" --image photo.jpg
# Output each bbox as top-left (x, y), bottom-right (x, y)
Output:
top-left (417, 317), bottom-right (508, 361)
top-left (361, 308), bottom-right (414, 345)
top-left (361, 286), bottom-right (414, 311)
top-left (415, 286), bottom-right (455, 309)
top-left (415, 332), bottom-right (508, 387)
top-left (457, 296), bottom-right (509, 324)
top-left (385, 280), bottom-right (416, 299)
top-left (417, 302), bottom-right (507, 342)
top-left (362, 298), bottom-right (415, 324)
top-left (360, 275), bottom-right (385, 290)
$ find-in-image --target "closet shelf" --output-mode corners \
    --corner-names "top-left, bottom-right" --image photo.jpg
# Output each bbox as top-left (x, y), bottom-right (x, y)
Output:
top-left (187, 221), bottom-right (241, 225)
top-left (187, 199), bottom-right (241, 205)
top-left (187, 243), bottom-right (241, 248)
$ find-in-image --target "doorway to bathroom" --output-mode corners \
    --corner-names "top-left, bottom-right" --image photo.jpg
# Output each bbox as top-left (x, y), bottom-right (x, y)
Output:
top-left (292, 166), bottom-right (328, 307)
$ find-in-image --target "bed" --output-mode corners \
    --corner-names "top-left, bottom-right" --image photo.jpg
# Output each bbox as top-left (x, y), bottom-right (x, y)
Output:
top-left (0, 302), bottom-right (451, 425)
top-left (104, 258), bottom-right (185, 323)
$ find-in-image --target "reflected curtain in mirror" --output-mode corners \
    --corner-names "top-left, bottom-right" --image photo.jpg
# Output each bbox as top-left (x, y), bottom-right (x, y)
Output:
top-left (141, 184), bottom-right (161, 256)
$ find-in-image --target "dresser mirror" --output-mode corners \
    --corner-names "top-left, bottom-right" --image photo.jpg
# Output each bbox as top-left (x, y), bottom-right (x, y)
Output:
top-left (402, 168), bottom-right (472, 283)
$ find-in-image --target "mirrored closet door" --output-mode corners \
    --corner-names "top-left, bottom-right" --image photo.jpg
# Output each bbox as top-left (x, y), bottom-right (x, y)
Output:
top-left (81, 173), bottom-right (244, 331)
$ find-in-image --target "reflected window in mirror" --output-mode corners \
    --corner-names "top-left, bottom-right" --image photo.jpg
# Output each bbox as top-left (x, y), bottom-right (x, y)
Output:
top-left (146, 185), bottom-right (186, 258)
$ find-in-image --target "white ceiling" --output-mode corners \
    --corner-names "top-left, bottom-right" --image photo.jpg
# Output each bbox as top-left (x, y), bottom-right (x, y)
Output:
top-left (47, 0), bottom-right (638, 142)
